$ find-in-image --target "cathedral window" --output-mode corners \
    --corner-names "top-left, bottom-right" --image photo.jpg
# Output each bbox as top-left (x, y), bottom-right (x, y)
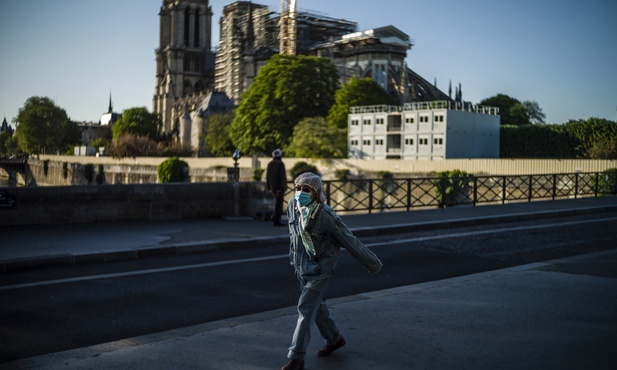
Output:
top-left (194, 9), bottom-right (200, 47)
top-left (184, 8), bottom-right (191, 47)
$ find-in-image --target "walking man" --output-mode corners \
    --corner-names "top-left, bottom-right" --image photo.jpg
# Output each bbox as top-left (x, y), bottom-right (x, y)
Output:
top-left (267, 148), bottom-right (287, 226)
top-left (282, 172), bottom-right (383, 370)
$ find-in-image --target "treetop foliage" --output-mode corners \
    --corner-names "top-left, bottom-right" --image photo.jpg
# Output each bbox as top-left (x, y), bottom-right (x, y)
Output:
top-left (229, 55), bottom-right (339, 155)
top-left (286, 117), bottom-right (346, 158)
top-left (480, 94), bottom-right (545, 126)
top-left (203, 112), bottom-right (235, 157)
top-left (13, 96), bottom-right (80, 155)
top-left (112, 107), bottom-right (161, 140)
top-left (500, 118), bottom-right (617, 159)
top-left (327, 77), bottom-right (398, 130)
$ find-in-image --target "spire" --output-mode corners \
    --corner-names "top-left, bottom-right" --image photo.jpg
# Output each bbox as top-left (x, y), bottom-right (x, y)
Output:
top-left (1, 117), bottom-right (13, 135)
top-left (108, 92), bottom-right (113, 113)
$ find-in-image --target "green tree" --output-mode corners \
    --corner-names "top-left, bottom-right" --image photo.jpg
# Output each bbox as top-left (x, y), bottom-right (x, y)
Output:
top-left (481, 94), bottom-right (521, 125)
top-left (112, 107), bottom-right (161, 140)
top-left (286, 117), bottom-right (347, 158)
top-left (13, 96), bottom-right (81, 155)
top-left (565, 118), bottom-right (617, 159)
top-left (230, 55), bottom-right (339, 155)
top-left (289, 161), bottom-right (320, 180)
top-left (203, 112), bottom-right (235, 157)
top-left (0, 132), bottom-right (11, 156)
top-left (480, 94), bottom-right (545, 126)
top-left (522, 101), bottom-right (546, 124)
top-left (327, 77), bottom-right (398, 130)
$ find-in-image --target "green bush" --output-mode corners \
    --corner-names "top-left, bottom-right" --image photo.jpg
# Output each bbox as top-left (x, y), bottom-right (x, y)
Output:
top-left (334, 169), bottom-right (350, 180)
top-left (597, 168), bottom-right (617, 195)
top-left (290, 161), bottom-right (320, 180)
top-left (158, 156), bottom-right (189, 183)
top-left (433, 169), bottom-right (472, 207)
top-left (253, 168), bottom-right (265, 181)
top-left (377, 171), bottom-right (393, 180)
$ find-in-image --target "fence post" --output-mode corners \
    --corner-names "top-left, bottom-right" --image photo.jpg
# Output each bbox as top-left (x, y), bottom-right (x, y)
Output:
top-left (325, 181), bottom-right (330, 205)
top-left (407, 179), bottom-right (412, 211)
top-left (552, 174), bottom-right (557, 200)
top-left (438, 177), bottom-right (446, 208)
top-left (574, 173), bottom-right (579, 199)
top-left (502, 176), bottom-right (507, 204)
top-left (473, 177), bottom-right (477, 206)
top-left (368, 180), bottom-right (373, 214)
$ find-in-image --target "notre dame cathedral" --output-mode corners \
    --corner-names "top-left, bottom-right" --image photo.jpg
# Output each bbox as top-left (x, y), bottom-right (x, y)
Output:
top-left (153, 0), bottom-right (451, 152)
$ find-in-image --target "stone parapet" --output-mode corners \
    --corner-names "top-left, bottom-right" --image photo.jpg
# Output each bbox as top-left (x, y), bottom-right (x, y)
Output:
top-left (0, 182), bottom-right (269, 225)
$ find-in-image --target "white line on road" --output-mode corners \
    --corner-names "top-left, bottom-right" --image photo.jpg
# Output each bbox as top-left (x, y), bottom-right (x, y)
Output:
top-left (2, 216), bottom-right (616, 291)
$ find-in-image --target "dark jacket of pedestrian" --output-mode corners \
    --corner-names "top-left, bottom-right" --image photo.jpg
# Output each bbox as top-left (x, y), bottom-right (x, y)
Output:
top-left (267, 149), bottom-right (287, 226)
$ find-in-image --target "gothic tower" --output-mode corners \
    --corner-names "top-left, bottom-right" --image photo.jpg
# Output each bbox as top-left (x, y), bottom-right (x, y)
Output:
top-left (153, 0), bottom-right (215, 134)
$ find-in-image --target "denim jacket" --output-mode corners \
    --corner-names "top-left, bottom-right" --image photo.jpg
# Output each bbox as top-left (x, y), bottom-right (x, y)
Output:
top-left (287, 198), bottom-right (383, 279)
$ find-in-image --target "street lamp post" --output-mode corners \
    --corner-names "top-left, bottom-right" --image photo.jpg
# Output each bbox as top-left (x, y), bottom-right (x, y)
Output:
top-left (231, 149), bottom-right (241, 216)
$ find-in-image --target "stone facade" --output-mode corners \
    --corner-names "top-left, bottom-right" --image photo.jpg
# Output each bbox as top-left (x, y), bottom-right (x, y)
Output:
top-left (153, 0), bottom-right (215, 134)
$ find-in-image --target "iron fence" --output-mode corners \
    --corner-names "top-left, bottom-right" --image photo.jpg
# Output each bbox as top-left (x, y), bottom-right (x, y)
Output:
top-left (284, 171), bottom-right (617, 214)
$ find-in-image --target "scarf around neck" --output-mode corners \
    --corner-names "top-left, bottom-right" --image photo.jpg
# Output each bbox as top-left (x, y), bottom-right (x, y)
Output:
top-left (296, 200), bottom-right (320, 257)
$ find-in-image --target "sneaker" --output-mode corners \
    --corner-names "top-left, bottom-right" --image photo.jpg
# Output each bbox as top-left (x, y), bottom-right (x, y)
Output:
top-left (281, 359), bottom-right (304, 370)
top-left (317, 335), bottom-right (346, 356)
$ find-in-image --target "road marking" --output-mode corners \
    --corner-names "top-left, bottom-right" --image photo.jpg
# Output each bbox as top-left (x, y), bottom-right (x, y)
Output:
top-left (0, 255), bottom-right (287, 291)
top-left (2, 216), bottom-right (616, 291)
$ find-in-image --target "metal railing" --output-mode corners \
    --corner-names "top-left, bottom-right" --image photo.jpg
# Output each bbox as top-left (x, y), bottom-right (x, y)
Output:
top-left (284, 172), bottom-right (617, 214)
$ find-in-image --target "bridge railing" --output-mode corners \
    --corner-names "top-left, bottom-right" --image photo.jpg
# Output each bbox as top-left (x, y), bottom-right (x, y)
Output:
top-left (283, 171), bottom-right (617, 214)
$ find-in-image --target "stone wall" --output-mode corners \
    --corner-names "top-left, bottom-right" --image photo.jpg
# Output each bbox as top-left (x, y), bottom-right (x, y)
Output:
top-left (21, 159), bottom-right (257, 187)
top-left (0, 182), bottom-right (271, 225)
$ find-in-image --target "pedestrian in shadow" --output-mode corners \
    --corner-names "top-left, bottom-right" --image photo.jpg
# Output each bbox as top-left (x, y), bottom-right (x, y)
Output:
top-left (281, 172), bottom-right (383, 370)
top-left (267, 148), bottom-right (287, 226)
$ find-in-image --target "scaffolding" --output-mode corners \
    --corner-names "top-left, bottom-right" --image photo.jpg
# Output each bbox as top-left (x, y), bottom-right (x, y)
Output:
top-left (279, 0), bottom-right (297, 55)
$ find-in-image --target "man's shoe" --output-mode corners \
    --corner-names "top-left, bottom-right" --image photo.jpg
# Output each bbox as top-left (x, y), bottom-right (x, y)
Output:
top-left (317, 335), bottom-right (346, 356)
top-left (281, 359), bottom-right (304, 370)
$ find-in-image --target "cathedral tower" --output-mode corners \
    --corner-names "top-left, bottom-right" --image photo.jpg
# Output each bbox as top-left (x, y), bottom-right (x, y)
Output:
top-left (153, 0), bottom-right (215, 134)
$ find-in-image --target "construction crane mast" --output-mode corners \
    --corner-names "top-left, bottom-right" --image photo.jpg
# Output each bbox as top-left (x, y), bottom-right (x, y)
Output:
top-left (279, 0), bottom-right (297, 55)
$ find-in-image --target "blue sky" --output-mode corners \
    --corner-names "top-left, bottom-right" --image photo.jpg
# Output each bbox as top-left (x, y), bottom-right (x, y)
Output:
top-left (1, 0), bottom-right (616, 126)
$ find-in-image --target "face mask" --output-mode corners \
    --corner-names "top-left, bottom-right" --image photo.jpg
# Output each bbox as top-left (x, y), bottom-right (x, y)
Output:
top-left (294, 191), bottom-right (313, 206)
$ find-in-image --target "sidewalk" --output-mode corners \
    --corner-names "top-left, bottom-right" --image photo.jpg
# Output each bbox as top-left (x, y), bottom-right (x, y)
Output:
top-left (2, 250), bottom-right (616, 369)
top-left (2, 196), bottom-right (617, 271)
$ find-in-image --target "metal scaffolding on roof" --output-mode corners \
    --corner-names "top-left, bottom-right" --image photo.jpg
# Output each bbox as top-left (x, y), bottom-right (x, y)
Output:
top-left (279, 0), bottom-right (297, 55)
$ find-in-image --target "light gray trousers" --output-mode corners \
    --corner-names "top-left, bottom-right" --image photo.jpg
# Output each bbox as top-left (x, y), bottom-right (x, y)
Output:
top-left (288, 277), bottom-right (341, 360)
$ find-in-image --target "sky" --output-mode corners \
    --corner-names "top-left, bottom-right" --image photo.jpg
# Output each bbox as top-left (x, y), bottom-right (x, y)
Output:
top-left (1, 0), bottom-right (616, 127)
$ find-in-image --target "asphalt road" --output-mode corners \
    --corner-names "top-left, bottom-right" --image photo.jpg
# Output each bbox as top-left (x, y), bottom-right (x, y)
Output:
top-left (1, 211), bottom-right (616, 363)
